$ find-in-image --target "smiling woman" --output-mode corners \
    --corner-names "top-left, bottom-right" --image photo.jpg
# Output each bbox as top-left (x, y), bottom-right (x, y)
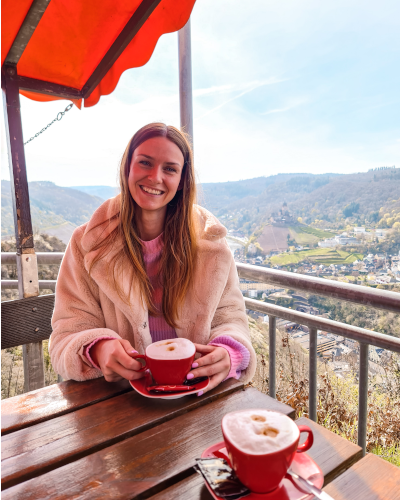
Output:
top-left (49, 123), bottom-right (256, 395)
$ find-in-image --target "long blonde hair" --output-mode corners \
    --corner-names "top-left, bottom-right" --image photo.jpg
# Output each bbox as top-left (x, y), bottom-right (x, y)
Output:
top-left (91, 123), bottom-right (197, 328)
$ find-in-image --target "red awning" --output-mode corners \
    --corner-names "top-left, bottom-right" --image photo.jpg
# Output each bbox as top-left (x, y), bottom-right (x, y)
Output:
top-left (1, 0), bottom-right (196, 108)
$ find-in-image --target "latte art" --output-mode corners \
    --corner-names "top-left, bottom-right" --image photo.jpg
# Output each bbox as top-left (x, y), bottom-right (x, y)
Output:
top-left (146, 338), bottom-right (195, 360)
top-left (222, 410), bottom-right (298, 454)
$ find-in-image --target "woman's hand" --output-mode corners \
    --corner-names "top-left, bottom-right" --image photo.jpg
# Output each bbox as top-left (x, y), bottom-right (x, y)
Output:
top-left (186, 344), bottom-right (231, 394)
top-left (90, 338), bottom-right (145, 382)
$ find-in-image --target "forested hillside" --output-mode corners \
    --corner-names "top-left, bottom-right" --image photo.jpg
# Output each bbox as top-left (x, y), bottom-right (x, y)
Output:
top-left (2, 168), bottom-right (399, 243)
top-left (201, 168), bottom-right (400, 235)
top-left (2, 181), bottom-right (104, 242)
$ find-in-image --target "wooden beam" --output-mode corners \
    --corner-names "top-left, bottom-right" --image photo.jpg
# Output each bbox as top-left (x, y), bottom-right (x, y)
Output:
top-left (2, 65), bottom-right (45, 393)
top-left (4, 0), bottom-right (52, 65)
top-left (81, 0), bottom-right (162, 99)
top-left (2, 66), bottom-right (34, 253)
top-left (17, 75), bottom-right (82, 100)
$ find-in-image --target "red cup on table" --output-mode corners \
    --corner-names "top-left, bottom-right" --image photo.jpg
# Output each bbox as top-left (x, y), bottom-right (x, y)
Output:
top-left (131, 338), bottom-right (196, 385)
top-left (221, 409), bottom-right (314, 494)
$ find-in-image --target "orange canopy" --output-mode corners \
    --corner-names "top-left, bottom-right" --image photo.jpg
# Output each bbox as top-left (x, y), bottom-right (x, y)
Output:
top-left (2, 0), bottom-right (196, 108)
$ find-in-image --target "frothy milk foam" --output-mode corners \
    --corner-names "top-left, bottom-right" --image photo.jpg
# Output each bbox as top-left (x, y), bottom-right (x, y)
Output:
top-left (146, 338), bottom-right (195, 360)
top-left (222, 410), bottom-right (298, 454)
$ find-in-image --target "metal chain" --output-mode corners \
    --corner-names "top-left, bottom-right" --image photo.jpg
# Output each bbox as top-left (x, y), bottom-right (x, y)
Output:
top-left (24, 103), bottom-right (73, 145)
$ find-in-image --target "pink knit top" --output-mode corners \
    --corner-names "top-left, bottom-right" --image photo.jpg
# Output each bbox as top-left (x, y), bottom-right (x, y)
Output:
top-left (85, 233), bottom-right (250, 380)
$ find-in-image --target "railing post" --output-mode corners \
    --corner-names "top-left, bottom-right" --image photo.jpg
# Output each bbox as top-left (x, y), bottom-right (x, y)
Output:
top-left (178, 18), bottom-right (193, 145)
top-left (268, 316), bottom-right (276, 398)
top-left (309, 327), bottom-right (318, 421)
top-left (2, 65), bottom-right (44, 393)
top-left (358, 343), bottom-right (369, 456)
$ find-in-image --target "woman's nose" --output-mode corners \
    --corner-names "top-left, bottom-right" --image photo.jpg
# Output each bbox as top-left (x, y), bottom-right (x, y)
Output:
top-left (147, 166), bottom-right (162, 184)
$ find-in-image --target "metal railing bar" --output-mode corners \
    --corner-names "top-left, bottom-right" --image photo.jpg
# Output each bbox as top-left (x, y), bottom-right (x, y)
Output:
top-left (1, 252), bottom-right (64, 265)
top-left (244, 298), bottom-right (400, 353)
top-left (358, 343), bottom-right (369, 456)
top-left (237, 263), bottom-right (400, 313)
top-left (1, 280), bottom-right (56, 291)
top-left (268, 316), bottom-right (276, 398)
top-left (3, 256), bottom-right (398, 313)
top-left (309, 327), bottom-right (318, 422)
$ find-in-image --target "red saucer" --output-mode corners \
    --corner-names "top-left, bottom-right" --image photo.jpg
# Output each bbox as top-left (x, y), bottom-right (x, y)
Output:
top-left (130, 370), bottom-right (209, 399)
top-left (201, 441), bottom-right (323, 500)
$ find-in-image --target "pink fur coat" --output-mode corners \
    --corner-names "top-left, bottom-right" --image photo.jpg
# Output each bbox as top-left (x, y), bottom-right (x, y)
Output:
top-left (49, 195), bottom-right (256, 383)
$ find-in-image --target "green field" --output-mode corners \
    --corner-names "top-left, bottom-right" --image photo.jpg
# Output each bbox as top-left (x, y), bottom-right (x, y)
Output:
top-left (271, 248), bottom-right (364, 266)
top-left (289, 226), bottom-right (335, 245)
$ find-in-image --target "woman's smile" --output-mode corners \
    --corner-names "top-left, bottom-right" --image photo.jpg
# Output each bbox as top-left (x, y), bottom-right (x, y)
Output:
top-left (139, 185), bottom-right (165, 196)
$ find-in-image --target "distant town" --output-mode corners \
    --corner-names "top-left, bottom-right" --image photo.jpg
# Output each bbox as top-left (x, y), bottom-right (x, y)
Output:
top-left (227, 219), bottom-right (400, 383)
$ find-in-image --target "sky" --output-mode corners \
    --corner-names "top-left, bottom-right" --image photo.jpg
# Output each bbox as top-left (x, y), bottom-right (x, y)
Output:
top-left (1, 0), bottom-right (399, 187)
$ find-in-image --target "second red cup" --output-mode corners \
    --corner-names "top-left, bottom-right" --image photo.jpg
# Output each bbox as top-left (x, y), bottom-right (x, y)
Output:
top-left (222, 409), bottom-right (313, 494)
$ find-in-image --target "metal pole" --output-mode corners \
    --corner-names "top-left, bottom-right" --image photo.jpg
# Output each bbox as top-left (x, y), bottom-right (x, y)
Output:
top-left (309, 327), bottom-right (318, 421)
top-left (2, 65), bottom-right (44, 393)
top-left (358, 343), bottom-right (369, 456)
top-left (178, 18), bottom-right (193, 145)
top-left (268, 316), bottom-right (276, 398)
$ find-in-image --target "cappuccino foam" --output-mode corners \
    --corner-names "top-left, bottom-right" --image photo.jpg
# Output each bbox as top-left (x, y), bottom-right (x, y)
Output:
top-left (146, 338), bottom-right (195, 360)
top-left (222, 410), bottom-right (298, 454)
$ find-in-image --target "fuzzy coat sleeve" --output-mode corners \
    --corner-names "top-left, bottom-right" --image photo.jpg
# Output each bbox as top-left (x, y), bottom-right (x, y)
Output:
top-left (209, 250), bottom-right (257, 383)
top-left (49, 227), bottom-right (121, 381)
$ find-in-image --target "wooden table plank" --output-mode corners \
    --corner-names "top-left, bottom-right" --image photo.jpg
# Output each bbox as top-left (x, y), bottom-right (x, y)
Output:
top-left (2, 388), bottom-right (294, 499)
top-left (296, 417), bottom-right (362, 485)
top-left (149, 472), bottom-right (212, 500)
top-left (1, 379), bottom-right (245, 489)
top-left (1, 377), bottom-right (131, 435)
top-left (148, 417), bottom-right (364, 499)
top-left (319, 453), bottom-right (400, 500)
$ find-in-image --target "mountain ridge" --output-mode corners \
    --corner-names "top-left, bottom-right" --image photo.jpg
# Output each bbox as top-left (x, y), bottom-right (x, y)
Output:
top-left (2, 169), bottom-right (399, 243)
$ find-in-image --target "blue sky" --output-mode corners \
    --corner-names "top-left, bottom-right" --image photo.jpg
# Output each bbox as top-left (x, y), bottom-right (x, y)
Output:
top-left (1, 0), bottom-right (399, 186)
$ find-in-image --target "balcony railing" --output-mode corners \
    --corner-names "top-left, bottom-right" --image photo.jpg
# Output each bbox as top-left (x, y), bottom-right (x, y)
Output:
top-left (2, 254), bottom-right (400, 455)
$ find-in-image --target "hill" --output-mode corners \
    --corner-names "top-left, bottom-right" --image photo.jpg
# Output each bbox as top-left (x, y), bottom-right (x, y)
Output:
top-left (2, 168), bottom-right (399, 245)
top-left (199, 173), bottom-right (341, 214)
top-left (201, 168), bottom-right (400, 236)
top-left (1, 181), bottom-right (104, 243)
top-left (71, 186), bottom-right (119, 200)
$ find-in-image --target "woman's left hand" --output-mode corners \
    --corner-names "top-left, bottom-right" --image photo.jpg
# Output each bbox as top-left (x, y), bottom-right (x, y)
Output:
top-left (187, 343), bottom-right (231, 394)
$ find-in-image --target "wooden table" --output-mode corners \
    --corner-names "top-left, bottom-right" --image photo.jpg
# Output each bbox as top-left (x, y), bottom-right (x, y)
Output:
top-left (1, 376), bottom-right (394, 499)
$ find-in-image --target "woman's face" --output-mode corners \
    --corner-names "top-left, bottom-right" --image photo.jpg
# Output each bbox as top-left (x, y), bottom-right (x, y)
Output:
top-left (128, 136), bottom-right (184, 215)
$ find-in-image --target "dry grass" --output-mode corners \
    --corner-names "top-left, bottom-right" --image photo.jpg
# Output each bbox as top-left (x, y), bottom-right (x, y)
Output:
top-left (248, 317), bottom-right (400, 467)
top-left (1, 341), bottom-right (58, 399)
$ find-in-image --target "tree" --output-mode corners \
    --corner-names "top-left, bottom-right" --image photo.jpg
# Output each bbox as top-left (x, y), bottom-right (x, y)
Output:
top-left (387, 217), bottom-right (395, 227)
top-left (343, 202), bottom-right (360, 218)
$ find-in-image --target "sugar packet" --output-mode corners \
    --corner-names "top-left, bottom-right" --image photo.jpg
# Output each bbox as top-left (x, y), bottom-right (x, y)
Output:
top-left (195, 457), bottom-right (250, 499)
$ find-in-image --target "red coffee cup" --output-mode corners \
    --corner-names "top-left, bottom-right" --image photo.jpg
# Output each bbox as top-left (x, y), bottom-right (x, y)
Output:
top-left (221, 409), bottom-right (313, 494)
top-left (131, 338), bottom-right (196, 385)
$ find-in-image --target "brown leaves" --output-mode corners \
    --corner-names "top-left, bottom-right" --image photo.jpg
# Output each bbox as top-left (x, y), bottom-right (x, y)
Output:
top-left (250, 321), bottom-right (400, 457)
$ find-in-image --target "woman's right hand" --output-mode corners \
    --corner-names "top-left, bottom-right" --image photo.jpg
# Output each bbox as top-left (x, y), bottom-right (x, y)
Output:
top-left (90, 338), bottom-right (145, 382)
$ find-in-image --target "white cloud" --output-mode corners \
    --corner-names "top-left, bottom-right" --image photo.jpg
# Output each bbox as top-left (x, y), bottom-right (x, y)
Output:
top-left (196, 78), bottom-right (287, 120)
top-left (261, 98), bottom-right (308, 115)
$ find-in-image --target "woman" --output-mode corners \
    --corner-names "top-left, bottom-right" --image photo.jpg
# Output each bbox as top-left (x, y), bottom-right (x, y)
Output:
top-left (50, 123), bottom-right (256, 394)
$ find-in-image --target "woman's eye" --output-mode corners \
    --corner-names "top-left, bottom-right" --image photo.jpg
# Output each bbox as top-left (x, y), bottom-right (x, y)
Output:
top-left (140, 160), bottom-right (150, 166)
top-left (165, 167), bottom-right (177, 173)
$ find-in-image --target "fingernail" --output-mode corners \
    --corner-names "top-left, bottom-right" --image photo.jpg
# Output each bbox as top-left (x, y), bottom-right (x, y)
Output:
top-left (186, 373), bottom-right (194, 380)
top-left (192, 362), bottom-right (199, 368)
top-left (197, 390), bottom-right (204, 397)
